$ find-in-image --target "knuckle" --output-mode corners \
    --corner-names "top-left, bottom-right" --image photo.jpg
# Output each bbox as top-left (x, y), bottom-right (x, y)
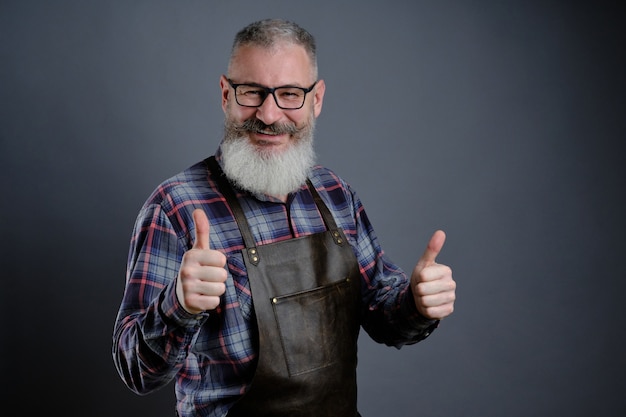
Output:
top-left (217, 267), bottom-right (228, 282)
top-left (206, 296), bottom-right (222, 310)
top-left (415, 282), bottom-right (428, 296)
top-left (179, 265), bottom-right (194, 280)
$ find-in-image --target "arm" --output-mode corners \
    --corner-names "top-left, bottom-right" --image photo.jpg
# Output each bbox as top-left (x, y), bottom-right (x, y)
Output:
top-left (111, 205), bottom-right (225, 394)
top-left (350, 191), bottom-right (454, 348)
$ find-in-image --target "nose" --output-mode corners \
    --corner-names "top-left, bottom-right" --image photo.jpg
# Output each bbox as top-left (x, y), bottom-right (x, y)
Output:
top-left (255, 92), bottom-right (283, 125)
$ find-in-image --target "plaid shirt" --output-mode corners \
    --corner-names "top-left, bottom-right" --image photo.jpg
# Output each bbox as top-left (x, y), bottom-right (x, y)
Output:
top-left (113, 149), bottom-right (438, 417)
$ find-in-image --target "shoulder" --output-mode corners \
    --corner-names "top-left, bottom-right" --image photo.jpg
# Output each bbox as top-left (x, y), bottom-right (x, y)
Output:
top-left (136, 160), bottom-right (221, 239)
top-left (144, 160), bottom-right (217, 209)
top-left (308, 164), bottom-right (360, 212)
top-left (309, 165), bottom-right (351, 192)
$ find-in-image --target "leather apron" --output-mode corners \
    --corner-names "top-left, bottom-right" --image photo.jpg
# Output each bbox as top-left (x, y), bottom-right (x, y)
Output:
top-left (207, 157), bottom-right (362, 417)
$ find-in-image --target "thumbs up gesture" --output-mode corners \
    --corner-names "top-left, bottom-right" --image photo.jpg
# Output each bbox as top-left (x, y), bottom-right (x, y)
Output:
top-left (176, 209), bottom-right (228, 314)
top-left (411, 230), bottom-right (456, 320)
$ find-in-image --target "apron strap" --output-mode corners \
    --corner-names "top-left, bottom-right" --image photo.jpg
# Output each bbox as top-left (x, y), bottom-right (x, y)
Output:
top-left (206, 156), bottom-right (259, 264)
top-left (305, 178), bottom-right (339, 231)
top-left (305, 178), bottom-right (345, 246)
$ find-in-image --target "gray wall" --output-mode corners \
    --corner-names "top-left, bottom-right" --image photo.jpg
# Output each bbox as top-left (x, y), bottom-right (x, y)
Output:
top-left (2, 1), bottom-right (624, 416)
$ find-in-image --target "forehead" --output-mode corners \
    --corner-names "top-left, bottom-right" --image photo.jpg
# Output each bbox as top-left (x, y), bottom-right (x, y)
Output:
top-left (228, 43), bottom-right (314, 86)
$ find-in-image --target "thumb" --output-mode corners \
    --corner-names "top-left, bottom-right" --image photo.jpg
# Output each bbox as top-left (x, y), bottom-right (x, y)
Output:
top-left (417, 230), bottom-right (446, 269)
top-left (192, 208), bottom-right (210, 250)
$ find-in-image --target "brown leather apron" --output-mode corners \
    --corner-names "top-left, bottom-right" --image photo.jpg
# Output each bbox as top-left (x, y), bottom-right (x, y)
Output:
top-left (207, 157), bottom-right (362, 417)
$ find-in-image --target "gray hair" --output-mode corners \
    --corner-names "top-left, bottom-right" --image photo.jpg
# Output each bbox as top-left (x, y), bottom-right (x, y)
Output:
top-left (229, 19), bottom-right (318, 79)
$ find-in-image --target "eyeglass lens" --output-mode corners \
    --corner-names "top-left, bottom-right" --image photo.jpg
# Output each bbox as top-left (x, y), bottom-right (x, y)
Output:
top-left (235, 85), bottom-right (307, 109)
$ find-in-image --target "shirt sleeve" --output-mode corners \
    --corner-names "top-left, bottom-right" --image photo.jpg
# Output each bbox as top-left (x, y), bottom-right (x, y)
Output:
top-left (112, 202), bottom-right (209, 394)
top-left (350, 188), bottom-right (440, 348)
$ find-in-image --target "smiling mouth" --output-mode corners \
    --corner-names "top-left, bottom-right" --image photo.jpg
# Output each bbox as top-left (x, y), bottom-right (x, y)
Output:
top-left (256, 129), bottom-right (281, 136)
top-left (253, 132), bottom-right (286, 146)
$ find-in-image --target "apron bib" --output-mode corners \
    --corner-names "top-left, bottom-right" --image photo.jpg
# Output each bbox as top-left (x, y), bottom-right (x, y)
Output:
top-left (207, 157), bottom-right (361, 417)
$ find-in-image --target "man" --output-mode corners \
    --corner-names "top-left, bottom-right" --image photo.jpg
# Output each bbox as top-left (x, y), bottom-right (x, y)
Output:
top-left (113, 18), bottom-right (456, 417)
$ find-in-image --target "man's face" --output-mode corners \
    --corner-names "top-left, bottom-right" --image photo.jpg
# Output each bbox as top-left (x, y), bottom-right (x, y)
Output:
top-left (217, 42), bottom-right (326, 198)
top-left (220, 43), bottom-right (325, 156)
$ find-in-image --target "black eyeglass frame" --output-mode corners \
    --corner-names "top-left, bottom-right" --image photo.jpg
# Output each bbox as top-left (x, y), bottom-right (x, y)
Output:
top-left (227, 78), bottom-right (318, 110)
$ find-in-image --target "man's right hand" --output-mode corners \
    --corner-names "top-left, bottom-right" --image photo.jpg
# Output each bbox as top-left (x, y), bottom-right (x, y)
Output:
top-left (176, 208), bottom-right (227, 314)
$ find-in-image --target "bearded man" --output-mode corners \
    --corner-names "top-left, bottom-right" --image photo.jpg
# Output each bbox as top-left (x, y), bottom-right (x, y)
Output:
top-left (113, 18), bottom-right (456, 417)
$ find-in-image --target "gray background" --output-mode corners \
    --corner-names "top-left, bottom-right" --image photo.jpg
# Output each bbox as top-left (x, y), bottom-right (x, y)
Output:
top-left (1, 1), bottom-right (625, 416)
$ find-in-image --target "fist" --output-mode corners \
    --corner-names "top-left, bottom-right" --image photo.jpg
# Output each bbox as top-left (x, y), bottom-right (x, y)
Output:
top-left (411, 230), bottom-right (456, 320)
top-left (176, 209), bottom-right (227, 314)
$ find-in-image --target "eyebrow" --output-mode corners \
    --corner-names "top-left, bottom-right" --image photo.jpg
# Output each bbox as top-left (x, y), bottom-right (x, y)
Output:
top-left (229, 79), bottom-right (309, 89)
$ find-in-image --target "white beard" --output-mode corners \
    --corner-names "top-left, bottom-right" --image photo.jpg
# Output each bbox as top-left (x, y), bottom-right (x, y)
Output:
top-left (220, 124), bottom-right (316, 197)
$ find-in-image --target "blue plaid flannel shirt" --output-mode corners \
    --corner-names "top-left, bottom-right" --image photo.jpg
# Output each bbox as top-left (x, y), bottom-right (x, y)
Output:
top-left (113, 148), bottom-right (438, 417)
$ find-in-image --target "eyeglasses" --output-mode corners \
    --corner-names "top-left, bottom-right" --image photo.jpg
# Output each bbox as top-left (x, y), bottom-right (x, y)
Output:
top-left (227, 78), bottom-right (317, 110)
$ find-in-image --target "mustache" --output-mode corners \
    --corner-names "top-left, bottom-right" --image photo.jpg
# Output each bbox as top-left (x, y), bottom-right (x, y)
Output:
top-left (234, 118), bottom-right (299, 136)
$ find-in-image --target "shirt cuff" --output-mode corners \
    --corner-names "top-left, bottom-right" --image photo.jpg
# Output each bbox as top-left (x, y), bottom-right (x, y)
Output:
top-left (399, 288), bottom-right (440, 341)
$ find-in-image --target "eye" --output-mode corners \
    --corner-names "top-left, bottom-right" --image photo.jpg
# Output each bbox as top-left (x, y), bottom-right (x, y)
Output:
top-left (239, 86), bottom-right (265, 97)
top-left (277, 88), bottom-right (304, 100)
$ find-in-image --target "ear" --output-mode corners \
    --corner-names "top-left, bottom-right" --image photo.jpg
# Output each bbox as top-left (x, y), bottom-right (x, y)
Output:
top-left (312, 79), bottom-right (325, 118)
top-left (220, 75), bottom-right (230, 114)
